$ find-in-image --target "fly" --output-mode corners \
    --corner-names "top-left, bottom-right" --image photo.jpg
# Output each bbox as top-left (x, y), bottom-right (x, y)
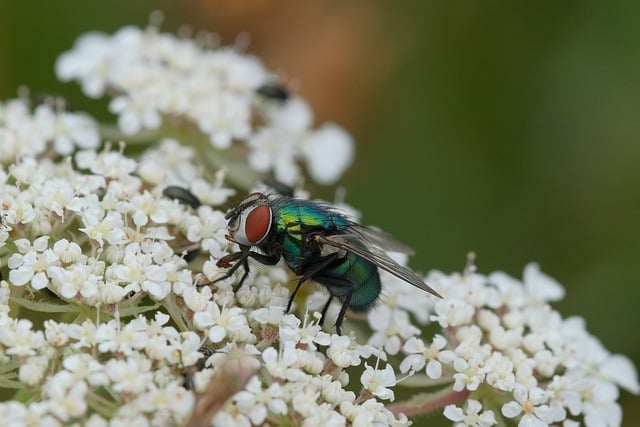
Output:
top-left (210, 191), bottom-right (442, 334)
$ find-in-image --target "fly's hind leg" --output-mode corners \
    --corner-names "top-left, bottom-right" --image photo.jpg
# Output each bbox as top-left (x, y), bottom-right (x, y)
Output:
top-left (319, 296), bottom-right (332, 327)
top-left (312, 275), bottom-right (353, 335)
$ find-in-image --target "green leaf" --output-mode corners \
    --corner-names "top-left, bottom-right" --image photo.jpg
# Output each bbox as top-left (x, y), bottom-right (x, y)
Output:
top-left (117, 302), bottom-right (162, 318)
top-left (0, 361), bottom-right (20, 374)
top-left (0, 377), bottom-right (25, 390)
top-left (10, 296), bottom-right (78, 313)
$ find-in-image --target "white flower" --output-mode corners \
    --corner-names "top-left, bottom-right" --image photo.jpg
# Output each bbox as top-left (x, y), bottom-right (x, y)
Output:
top-left (326, 334), bottom-right (361, 368)
top-left (341, 398), bottom-right (404, 427)
top-left (523, 263), bottom-right (565, 303)
top-left (302, 123), bottom-right (354, 184)
top-left (279, 311), bottom-right (331, 350)
top-left (234, 376), bottom-right (287, 424)
top-left (111, 244), bottom-right (170, 300)
top-left (484, 351), bottom-right (516, 391)
top-left (262, 342), bottom-right (304, 382)
top-left (0, 318), bottom-right (46, 357)
top-left (109, 94), bottom-right (162, 135)
top-left (580, 379), bottom-right (622, 427)
top-left (599, 354), bottom-right (640, 395)
top-left (166, 331), bottom-right (203, 367)
top-left (96, 317), bottom-right (148, 355)
top-left (431, 297), bottom-right (476, 328)
top-left (62, 353), bottom-right (109, 387)
top-left (42, 371), bottom-right (89, 421)
top-left (56, 31), bottom-right (117, 97)
top-left (193, 301), bottom-right (251, 343)
top-left (47, 262), bottom-right (100, 299)
top-left (444, 399), bottom-right (497, 427)
top-left (360, 363), bottom-right (397, 401)
top-left (400, 334), bottom-right (449, 379)
top-left (19, 356), bottom-right (49, 387)
top-left (136, 382), bottom-right (195, 422)
top-left (452, 355), bottom-right (487, 392)
top-left (8, 236), bottom-right (58, 289)
top-left (368, 305), bottom-right (419, 355)
top-left (52, 239), bottom-right (83, 263)
top-left (105, 353), bottom-right (153, 395)
top-left (502, 383), bottom-right (565, 427)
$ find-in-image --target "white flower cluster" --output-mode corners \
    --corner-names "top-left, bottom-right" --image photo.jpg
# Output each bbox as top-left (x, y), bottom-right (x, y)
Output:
top-left (0, 97), bottom-right (99, 161)
top-left (0, 105), bottom-right (405, 425)
top-left (55, 26), bottom-right (354, 185)
top-left (367, 262), bottom-right (640, 427)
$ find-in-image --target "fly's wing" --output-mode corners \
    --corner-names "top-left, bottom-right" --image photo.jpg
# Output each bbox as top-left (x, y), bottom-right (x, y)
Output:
top-left (315, 228), bottom-right (442, 298)
top-left (346, 225), bottom-right (415, 255)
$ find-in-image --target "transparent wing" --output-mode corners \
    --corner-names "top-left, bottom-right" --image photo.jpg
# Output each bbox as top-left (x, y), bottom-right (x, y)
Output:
top-left (315, 228), bottom-right (442, 298)
top-left (346, 225), bottom-right (416, 255)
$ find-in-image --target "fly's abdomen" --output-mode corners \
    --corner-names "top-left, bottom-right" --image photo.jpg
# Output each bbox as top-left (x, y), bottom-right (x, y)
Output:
top-left (321, 253), bottom-right (381, 312)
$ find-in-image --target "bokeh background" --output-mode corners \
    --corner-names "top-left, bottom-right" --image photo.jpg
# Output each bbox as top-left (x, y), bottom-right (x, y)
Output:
top-left (1, 1), bottom-right (638, 425)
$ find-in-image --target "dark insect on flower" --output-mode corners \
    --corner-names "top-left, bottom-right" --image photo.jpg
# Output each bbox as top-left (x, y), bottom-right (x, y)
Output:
top-left (255, 82), bottom-right (289, 102)
top-left (163, 186), bottom-right (202, 210)
top-left (164, 185), bottom-right (441, 334)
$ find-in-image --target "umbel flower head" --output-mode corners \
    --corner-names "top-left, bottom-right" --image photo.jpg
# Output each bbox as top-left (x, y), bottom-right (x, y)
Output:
top-left (0, 22), bottom-right (637, 427)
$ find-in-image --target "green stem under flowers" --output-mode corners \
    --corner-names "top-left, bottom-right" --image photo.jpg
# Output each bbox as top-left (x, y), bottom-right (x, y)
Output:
top-left (86, 390), bottom-right (120, 418)
top-left (163, 293), bottom-right (190, 332)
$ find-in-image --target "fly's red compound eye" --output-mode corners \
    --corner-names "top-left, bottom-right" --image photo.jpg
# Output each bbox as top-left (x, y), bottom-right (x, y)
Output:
top-left (244, 204), bottom-right (272, 244)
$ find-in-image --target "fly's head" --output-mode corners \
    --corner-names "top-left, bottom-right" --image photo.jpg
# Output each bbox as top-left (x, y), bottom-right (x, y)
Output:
top-left (225, 192), bottom-right (273, 247)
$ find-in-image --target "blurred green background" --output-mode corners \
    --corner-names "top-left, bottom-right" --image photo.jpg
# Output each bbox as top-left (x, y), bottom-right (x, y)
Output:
top-left (1, 1), bottom-right (638, 425)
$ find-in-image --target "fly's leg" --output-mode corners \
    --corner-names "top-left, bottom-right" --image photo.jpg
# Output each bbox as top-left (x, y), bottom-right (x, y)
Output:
top-left (312, 275), bottom-right (353, 335)
top-left (334, 289), bottom-right (353, 335)
top-left (319, 296), bottom-right (332, 327)
top-left (210, 248), bottom-right (279, 291)
top-left (286, 252), bottom-right (341, 313)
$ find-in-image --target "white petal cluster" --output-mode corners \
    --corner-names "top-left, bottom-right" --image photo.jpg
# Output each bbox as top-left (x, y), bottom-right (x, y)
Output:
top-left (0, 102), bottom-right (402, 425)
top-left (382, 262), bottom-right (640, 427)
top-left (0, 97), bottom-right (100, 161)
top-left (55, 26), bottom-right (353, 185)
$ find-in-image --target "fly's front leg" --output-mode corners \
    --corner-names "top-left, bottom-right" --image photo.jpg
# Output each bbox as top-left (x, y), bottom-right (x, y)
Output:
top-left (210, 247), bottom-right (279, 291)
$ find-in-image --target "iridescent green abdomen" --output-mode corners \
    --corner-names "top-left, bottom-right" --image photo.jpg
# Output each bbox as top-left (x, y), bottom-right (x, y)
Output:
top-left (319, 252), bottom-right (381, 312)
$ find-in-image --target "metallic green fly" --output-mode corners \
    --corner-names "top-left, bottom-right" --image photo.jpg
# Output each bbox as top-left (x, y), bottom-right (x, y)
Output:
top-left (164, 186), bottom-right (441, 334)
top-left (216, 192), bottom-right (441, 334)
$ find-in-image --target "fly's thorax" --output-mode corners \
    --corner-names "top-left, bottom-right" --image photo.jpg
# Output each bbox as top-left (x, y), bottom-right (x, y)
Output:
top-left (226, 193), bottom-right (273, 246)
